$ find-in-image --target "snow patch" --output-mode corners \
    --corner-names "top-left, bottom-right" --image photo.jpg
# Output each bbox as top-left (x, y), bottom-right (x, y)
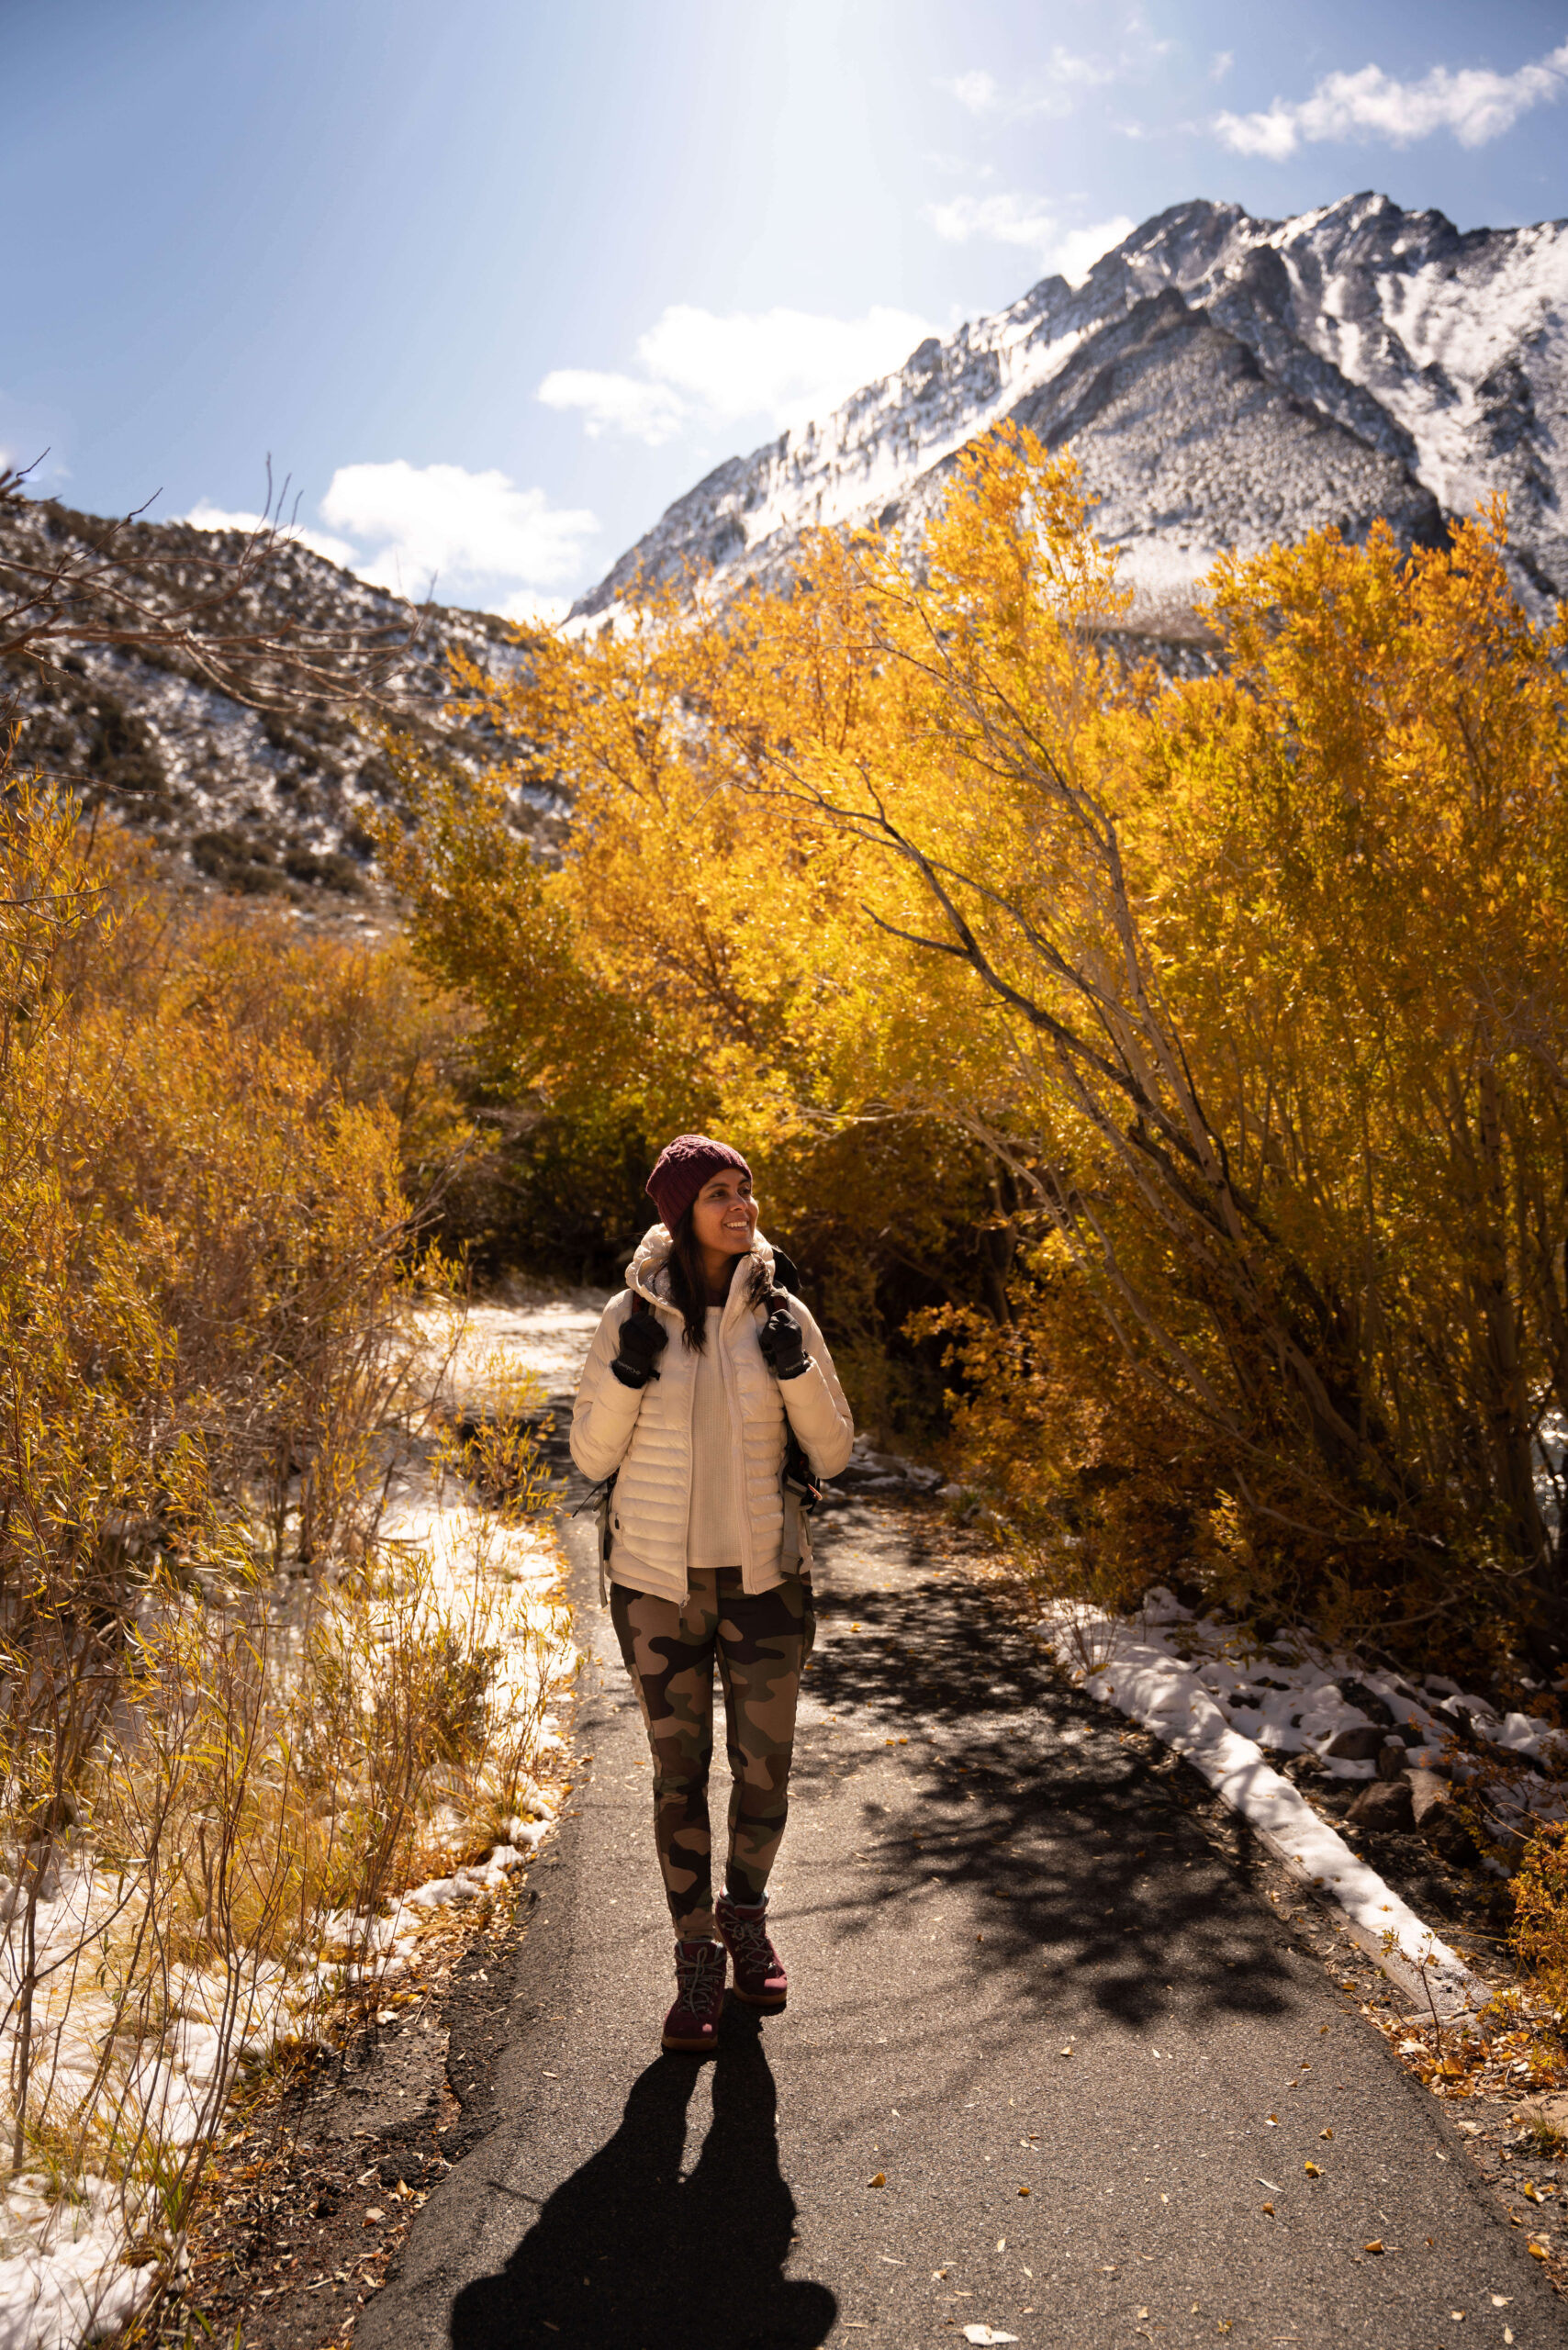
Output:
top-left (1041, 1594), bottom-right (1492, 2014)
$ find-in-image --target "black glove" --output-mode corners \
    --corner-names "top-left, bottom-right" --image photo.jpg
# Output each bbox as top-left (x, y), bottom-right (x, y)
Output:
top-left (757, 1293), bottom-right (809, 1381)
top-left (611, 1307), bottom-right (667, 1389)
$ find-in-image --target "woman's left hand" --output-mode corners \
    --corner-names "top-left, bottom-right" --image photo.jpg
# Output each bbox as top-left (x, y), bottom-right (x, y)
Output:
top-left (758, 1292), bottom-right (810, 1381)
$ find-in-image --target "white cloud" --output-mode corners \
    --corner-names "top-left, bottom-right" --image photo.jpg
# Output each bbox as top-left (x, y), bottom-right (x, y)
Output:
top-left (638, 304), bottom-right (932, 423)
top-left (947, 67), bottom-right (1002, 114)
top-left (1216, 39), bottom-right (1568, 157)
top-left (1043, 43), bottom-right (1120, 91)
top-left (1210, 50), bottom-right (1235, 84)
top-left (181, 468), bottom-right (598, 616)
top-left (182, 500), bottom-right (358, 570)
top-left (539, 303), bottom-right (934, 443)
top-left (497, 588), bottom-right (572, 628)
top-left (942, 32), bottom-right (1164, 120)
top-left (927, 195), bottom-right (1135, 284)
top-left (537, 370), bottom-right (686, 446)
top-left (318, 461), bottom-right (598, 600)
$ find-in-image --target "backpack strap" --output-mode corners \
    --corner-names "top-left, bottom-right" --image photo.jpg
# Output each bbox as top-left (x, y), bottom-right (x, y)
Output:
top-left (770, 1246), bottom-right (802, 1296)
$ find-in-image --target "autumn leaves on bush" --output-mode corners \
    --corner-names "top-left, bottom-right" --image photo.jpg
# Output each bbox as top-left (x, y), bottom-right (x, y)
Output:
top-left (386, 425), bottom-right (1568, 1674)
top-left (0, 778), bottom-right (548, 2221)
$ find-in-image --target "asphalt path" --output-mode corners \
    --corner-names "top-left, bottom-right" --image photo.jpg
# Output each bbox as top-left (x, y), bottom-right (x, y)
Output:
top-left (360, 1488), bottom-right (1568, 2350)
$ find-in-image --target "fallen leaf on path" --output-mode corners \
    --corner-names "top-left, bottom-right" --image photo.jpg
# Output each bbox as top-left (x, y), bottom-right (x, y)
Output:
top-left (1258, 2177), bottom-right (1281, 2193)
top-left (1363, 2240), bottom-right (1383, 2255)
top-left (1017, 2185), bottom-right (1030, 2197)
top-left (1529, 2242), bottom-right (1549, 2261)
top-left (1524, 2181), bottom-right (1545, 2202)
top-left (1491, 2296), bottom-right (1512, 2307)
top-left (867, 2173), bottom-right (886, 2188)
top-left (364, 2209), bottom-right (385, 2223)
top-left (1319, 2128), bottom-right (1333, 2140)
top-left (1304, 2161), bottom-right (1321, 2177)
top-left (1261, 2202), bottom-right (1274, 2216)
top-left (961, 2329), bottom-right (1019, 2346)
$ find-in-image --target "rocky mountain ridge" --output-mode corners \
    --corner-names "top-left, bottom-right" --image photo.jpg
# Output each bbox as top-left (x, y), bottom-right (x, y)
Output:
top-left (574, 192), bottom-right (1568, 643)
top-left (0, 497), bottom-right (553, 918)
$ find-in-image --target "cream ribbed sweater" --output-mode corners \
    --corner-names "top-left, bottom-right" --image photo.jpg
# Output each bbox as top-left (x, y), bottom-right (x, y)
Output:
top-left (685, 1307), bottom-right (749, 1572)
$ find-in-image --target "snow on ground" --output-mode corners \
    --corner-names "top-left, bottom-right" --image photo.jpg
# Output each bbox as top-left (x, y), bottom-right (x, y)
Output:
top-left (451, 1291), bottom-right (610, 1398)
top-left (1038, 1586), bottom-right (1568, 2014)
top-left (0, 2188), bottom-right (149, 2350)
top-left (0, 1301), bottom-right (585, 2350)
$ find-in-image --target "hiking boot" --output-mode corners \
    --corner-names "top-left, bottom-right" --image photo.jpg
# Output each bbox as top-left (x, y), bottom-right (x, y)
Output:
top-left (662, 1939), bottom-right (727, 2053)
top-left (716, 1892), bottom-right (788, 2009)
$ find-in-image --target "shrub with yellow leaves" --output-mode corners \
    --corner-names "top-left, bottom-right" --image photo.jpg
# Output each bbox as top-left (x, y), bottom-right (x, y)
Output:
top-left (388, 422), bottom-right (1568, 1662)
top-left (0, 765), bottom-right (558, 2282)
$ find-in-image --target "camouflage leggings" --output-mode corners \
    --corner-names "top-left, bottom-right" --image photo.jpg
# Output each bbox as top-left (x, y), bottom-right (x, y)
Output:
top-left (610, 1568), bottom-right (813, 1942)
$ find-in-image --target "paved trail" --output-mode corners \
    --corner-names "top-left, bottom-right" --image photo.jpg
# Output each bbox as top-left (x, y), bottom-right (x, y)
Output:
top-left (362, 1484), bottom-right (1567, 2350)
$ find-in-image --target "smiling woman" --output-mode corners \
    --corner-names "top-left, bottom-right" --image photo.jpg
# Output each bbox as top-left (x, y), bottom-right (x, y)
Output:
top-left (570, 1131), bottom-right (854, 2054)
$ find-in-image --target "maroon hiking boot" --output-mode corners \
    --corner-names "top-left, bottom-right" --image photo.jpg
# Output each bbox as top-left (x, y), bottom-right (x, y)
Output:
top-left (716, 1893), bottom-right (788, 2009)
top-left (662, 1939), bottom-right (727, 2054)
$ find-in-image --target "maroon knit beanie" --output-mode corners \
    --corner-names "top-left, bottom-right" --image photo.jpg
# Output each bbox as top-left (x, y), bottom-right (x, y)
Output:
top-left (644, 1134), bottom-right (752, 1233)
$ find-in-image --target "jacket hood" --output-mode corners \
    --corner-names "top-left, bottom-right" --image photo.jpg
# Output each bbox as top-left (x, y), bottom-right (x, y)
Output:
top-left (627, 1222), bottom-right (777, 1312)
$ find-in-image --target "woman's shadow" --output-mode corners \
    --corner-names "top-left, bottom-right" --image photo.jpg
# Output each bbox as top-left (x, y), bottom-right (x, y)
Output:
top-left (450, 2004), bottom-right (836, 2350)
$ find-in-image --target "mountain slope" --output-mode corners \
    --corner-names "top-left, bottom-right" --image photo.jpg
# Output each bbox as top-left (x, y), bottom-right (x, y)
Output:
top-left (0, 498), bottom-right (554, 914)
top-left (574, 192), bottom-right (1568, 640)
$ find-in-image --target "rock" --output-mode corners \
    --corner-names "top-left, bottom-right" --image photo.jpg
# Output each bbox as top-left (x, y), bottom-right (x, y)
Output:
top-left (1406, 1768), bottom-right (1451, 1827)
top-left (1427, 1805), bottom-right (1481, 1868)
top-left (1337, 1678), bottom-right (1396, 1729)
top-left (1327, 1725), bottom-right (1388, 1762)
top-left (1404, 1766), bottom-right (1484, 1864)
top-left (1516, 2091), bottom-right (1568, 2140)
top-left (1348, 1776), bottom-right (1416, 1833)
top-left (1376, 1739), bottom-right (1409, 1780)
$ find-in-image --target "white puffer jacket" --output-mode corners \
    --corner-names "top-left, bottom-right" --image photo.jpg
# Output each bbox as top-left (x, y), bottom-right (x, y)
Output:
top-left (570, 1226), bottom-right (854, 1602)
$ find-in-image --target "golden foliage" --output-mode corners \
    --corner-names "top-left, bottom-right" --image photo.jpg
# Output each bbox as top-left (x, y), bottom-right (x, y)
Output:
top-left (0, 775), bottom-right (566, 2265)
top-left (1514, 1822), bottom-right (1568, 2017)
top-left (391, 423), bottom-right (1568, 1653)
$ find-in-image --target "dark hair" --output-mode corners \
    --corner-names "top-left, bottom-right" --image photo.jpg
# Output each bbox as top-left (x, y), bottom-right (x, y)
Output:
top-left (664, 1203), bottom-right (773, 1351)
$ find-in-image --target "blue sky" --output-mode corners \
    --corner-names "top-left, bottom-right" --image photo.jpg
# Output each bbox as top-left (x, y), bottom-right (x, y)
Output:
top-left (5, 0), bottom-right (1566, 616)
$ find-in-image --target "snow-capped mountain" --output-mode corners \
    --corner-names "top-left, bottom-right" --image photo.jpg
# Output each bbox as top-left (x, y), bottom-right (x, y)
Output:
top-left (574, 193), bottom-right (1568, 642)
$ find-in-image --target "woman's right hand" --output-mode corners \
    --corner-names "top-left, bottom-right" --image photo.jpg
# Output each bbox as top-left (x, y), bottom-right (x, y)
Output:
top-left (611, 1307), bottom-right (667, 1388)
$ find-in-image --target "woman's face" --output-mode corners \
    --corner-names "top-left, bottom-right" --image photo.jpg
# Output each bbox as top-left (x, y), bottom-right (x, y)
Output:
top-left (690, 1167), bottom-right (758, 1259)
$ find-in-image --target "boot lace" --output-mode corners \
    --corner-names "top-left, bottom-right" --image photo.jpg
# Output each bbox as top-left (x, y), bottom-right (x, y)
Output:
top-left (720, 1903), bottom-right (775, 1970)
top-left (673, 1940), bottom-right (724, 2006)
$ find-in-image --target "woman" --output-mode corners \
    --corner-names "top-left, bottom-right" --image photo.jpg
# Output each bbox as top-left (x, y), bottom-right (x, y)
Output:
top-left (571, 1134), bottom-right (854, 2054)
